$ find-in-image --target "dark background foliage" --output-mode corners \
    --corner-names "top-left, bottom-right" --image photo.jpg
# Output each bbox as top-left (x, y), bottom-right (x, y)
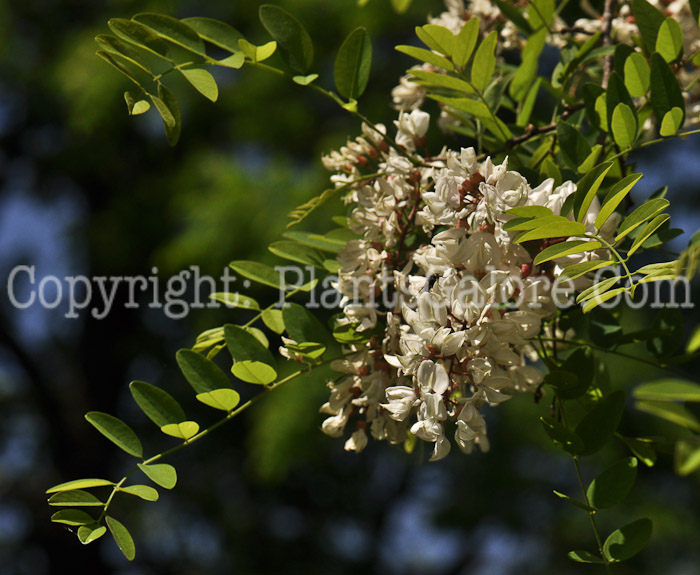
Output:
top-left (1, 0), bottom-right (699, 573)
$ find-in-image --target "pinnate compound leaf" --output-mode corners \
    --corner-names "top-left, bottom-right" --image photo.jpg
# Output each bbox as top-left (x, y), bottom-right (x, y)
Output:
top-left (138, 463), bottom-right (177, 489)
top-left (231, 360), bottom-right (277, 384)
top-left (471, 31), bottom-right (497, 91)
top-left (196, 388), bottom-right (241, 411)
top-left (568, 550), bottom-right (606, 564)
top-left (47, 478), bottom-right (114, 493)
top-left (48, 490), bottom-right (104, 507)
top-left (176, 349), bottom-right (232, 393)
top-left (259, 4), bottom-right (314, 74)
top-left (51, 509), bottom-right (95, 526)
top-left (160, 421), bottom-right (200, 440)
top-left (603, 518), bottom-right (652, 562)
top-left (587, 457), bottom-right (638, 509)
top-left (335, 27), bottom-right (372, 100)
top-left (106, 516), bottom-right (136, 561)
top-left (119, 484), bottom-right (159, 501)
top-left (181, 17), bottom-right (244, 52)
top-left (78, 525), bottom-right (107, 545)
top-left (85, 412), bottom-right (143, 458)
top-left (129, 380), bottom-right (186, 428)
top-left (575, 391), bottom-right (625, 455)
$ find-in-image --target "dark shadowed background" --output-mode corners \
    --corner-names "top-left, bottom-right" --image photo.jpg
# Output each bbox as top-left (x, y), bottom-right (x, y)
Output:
top-left (1, 0), bottom-right (699, 573)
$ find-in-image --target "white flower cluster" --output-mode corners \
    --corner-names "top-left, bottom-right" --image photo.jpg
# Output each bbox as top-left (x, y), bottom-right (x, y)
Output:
top-left (318, 109), bottom-right (620, 461)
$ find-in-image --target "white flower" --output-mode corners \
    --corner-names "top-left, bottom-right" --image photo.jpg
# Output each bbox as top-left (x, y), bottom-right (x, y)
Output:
top-left (382, 386), bottom-right (417, 421)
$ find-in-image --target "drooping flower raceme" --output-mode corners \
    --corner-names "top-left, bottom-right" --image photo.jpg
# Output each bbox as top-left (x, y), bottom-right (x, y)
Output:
top-left (309, 109), bottom-right (620, 461)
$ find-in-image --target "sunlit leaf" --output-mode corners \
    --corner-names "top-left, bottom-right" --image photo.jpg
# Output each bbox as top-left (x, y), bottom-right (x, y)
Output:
top-left (129, 381), bottom-right (186, 428)
top-left (396, 45), bottom-right (454, 71)
top-left (471, 31), bottom-right (497, 91)
top-left (615, 198), bottom-right (669, 242)
top-left (182, 17), bottom-right (244, 52)
top-left (259, 4), bottom-right (314, 74)
top-left (624, 52), bottom-right (651, 98)
top-left (196, 388), bottom-right (241, 411)
top-left (118, 484), bottom-right (159, 501)
top-left (453, 18), bottom-right (479, 68)
top-left (231, 360), bottom-right (277, 384)
top-left (85, 412), bottom-right (143, 458)
top-left (656, 17), bottom-right (684, 62)
top-left (77, 524), bottom-right (107, 545)
top-left (106, 516), bottom-right (136, 561)
top-left (587, 457), bottom-right (638, 509)
top-left (51, 509), bottom-right (95, 526)
top-left (179, 68), bottom-right (218, 101)
top-left (209, 293), bottom-right (260, 310)
top-left (133, 13), bottom-right (206, 56)
top-left (596, 173), bottom-right (643, 230)
top-left (534, 240), bottom-right (602, 265)
top-left (161, 421), bottom-right (200, 440)
top-left (229, 260), bottom-right (282, 289)
top-left (47, 478), bottom-right (114, 494)
top-left (138, 463), bottom-right (177, 489)
top-left (48, 490), bottom-right (104, 507)
top-left (262, 309), bottom-right (285, 334)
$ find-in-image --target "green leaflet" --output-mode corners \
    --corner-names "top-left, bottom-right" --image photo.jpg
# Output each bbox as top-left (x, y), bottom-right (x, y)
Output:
top-left (573, 162), bottom-right (615, 223)
top-left (415, 24), bottom-right (455, 57)
top-left (231, 360), bottom-right (277, 384)
top-left (632, 0), bottom-right (665, 53)
top-left (471, 31), bottom-right (497, 91)
top-left (181, 17), bottom-right (244, 53)
top-left (160, 421), bottom-right (200, 439)
top-left (634, 379), bottom-right (700, 402)
top-left (259, 4), bottom-right (314, 74)
top-left (48, 490), bottom-right (104, 507)
top-left (138, 463), bottom-right (177, 489)
top-left (176, 349), bottom-right (232, 393)
top-left (514, 220), bottom-right (586, 243)
top-left (51, 509), bottom-right (95, 526)
top-left (179, 68), bottom-right (218, 102)
top-left (335, 27), bottom-right (372, 100)
top-left (656, 17), bottom-right (683, 63)
top-left (596, 173), bottom-right (643, 230)
top-left (282, 302), bottom-right (332, 346)
top-left (230, 260), bottom-right (282, 289)
top-left (47, 478), bottom-right (114, 493)
top-left (534, 240), bottom-right (602, 266)
top-left (129, 380), bottom-right (186, 428)
top-left (615, 198), bottom-right (669, 241)
top-left (209, 293), bottom-right (260, 310)
top-left (510, 29), bottom-right (547, 102)
top-left (611, 103), bottom-right (637, 150)
top-left (587, 457), bottom-right (638, 509)
top-left (106, 516), bottom-right (136, 561)
top-left (635, 400), bottom-right (700, 432)
top-left (453, 18), bottom-right (479, 68)
top-left (540, 416), bottom-right (584, 454)
top-left (132, 13), bottom-right (206, 56)
top-left (624, 53), bottom-right (651, 98)
top-left (196, 388), bottom-right (241, 411)
top-left (78, 525), bottom-right (107, 545)
top-left (85, 412), bottom-right (143, 458)
top-left (603, 518), bottom-right (653, 562)
top-left (118, 484), bottom-right (160, 501)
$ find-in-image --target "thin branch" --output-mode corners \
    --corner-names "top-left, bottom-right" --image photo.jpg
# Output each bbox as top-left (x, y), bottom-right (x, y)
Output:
top-left (601, 0), bottom-right (617, 88)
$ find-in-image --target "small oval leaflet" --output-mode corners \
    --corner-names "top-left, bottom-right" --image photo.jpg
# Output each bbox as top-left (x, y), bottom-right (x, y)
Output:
top-left (138, 462), bottom-right (177, 490)
top-left (160, 421), bottom-right (200, 440)
top-left (106, 515), bottom-right (136, 561)
top-left (85, 411), bottom-right (143, 458)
